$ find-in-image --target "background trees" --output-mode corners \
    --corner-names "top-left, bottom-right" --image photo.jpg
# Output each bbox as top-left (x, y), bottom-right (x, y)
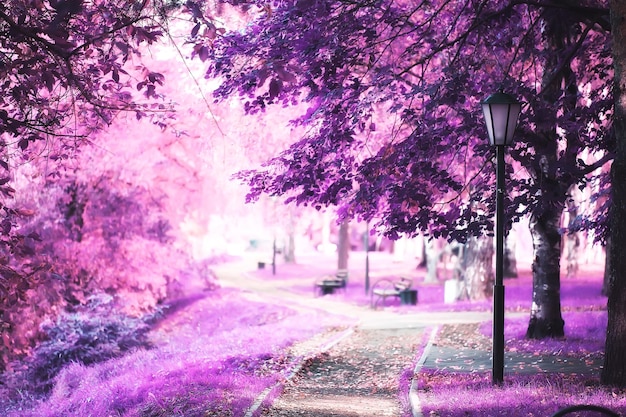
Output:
top-left (0, 0), bottom-right (315, 372)
top-left (0, 0), bottom-right (177, 371)
top-left (0, 1), bottom-right (256, 370)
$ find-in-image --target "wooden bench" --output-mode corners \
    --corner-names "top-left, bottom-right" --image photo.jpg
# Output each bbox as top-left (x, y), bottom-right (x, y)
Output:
top-left (314, 269), bottom-right (348, 296)
top-left (370, 277), bottom-right (415, 308)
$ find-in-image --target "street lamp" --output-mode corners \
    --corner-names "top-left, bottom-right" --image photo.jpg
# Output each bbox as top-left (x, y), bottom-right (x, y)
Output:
top-left (480, 91), bottom-right (521, 385)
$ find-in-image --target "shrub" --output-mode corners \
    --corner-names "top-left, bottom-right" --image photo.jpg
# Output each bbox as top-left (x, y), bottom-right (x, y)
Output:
top-left (9, 293), bottom-right (159, 394)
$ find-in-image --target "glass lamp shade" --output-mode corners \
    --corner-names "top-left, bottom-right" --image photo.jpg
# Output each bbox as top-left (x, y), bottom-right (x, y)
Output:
top-left (481, 92), bottom-right (521, 146)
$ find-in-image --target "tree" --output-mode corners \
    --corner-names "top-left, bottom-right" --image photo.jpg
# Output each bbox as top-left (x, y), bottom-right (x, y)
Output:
top-left (0, 1), bottom-right (179, 159)
top-left (0, 0), bottom-right (182, 251)
top-left (0, 1), bottom-right (273, 370)
top-left (602, 0), bottom-right (626, 387)
top-left (0, 0), bottom-right (181, 371)
top-left (193, 0), bottom-right (612, 337)
top-left (337, 220), bottom-right (350, 271)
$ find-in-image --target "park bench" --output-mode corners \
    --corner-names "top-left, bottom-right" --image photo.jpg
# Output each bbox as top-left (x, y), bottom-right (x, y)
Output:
top-left (314, 269), bottom-right (348, 296)
top-left (370, 277), bottom-right (416, 309)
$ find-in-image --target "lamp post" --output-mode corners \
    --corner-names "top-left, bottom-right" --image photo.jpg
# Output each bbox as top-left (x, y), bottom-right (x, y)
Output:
top-left (480, 91), bottom-right (521, 385)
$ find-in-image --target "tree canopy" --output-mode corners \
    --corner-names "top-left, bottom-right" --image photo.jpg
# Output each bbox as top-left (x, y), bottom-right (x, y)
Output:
top-left (0, 0), bottom-right (177, 141)
top-left (189, 0), bottom-right (611, 243)
top-left (0, 0), bottom-right (188, 371)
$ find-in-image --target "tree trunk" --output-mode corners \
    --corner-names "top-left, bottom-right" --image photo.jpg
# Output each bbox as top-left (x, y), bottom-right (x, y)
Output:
top-left (602, 161), bottom-right (626, 385)
top-left (503, 234), bottom-right (518, 278)
top-left (461, 236), bottom-right (494, 301)
top-left (285, 232), bottom-right (296, 263)
top-left (563, 188), bottom-right (580, 278)
top-left (284, 208), bottom-right (296, 263)
top-left (602, 0), bottom-right (626, 387)
top-left (602, 238), bottom-right (610, 296)
top-left (337, 220), bottom-right (350, 271)
top-left (524, 9), bottom-right (577, 339)
top-left (424, 238), bottom-right (440, 283)
top-left (418, 236), bottom-right (427, 268)
top-left (526, 208), bottom-right (565, 339)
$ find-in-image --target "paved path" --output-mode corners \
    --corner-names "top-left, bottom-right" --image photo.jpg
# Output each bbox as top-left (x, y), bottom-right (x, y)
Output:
top-left (422, 345), bottom-right (603, 375)
top-left (265, 327), bottom-right (424, 417)
top-left (213, 261), bottom-right (495, 417)
top-left (213, 262), bottom-right (493, 330)
top-left (213, 260), bottom-right (601, 417)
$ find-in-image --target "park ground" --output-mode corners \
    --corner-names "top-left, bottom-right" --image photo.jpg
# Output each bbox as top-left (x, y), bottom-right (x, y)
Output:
top-left (2, 250), bottom-right (626, 416)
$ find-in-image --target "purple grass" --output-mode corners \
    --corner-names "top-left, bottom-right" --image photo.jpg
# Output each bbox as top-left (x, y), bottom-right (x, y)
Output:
top-left (415, 266), bottom-right (618, 416)
top-left (478, 310), bottom-right (607, 356)
top-left (2, 287), bottom-right (341, 417)
top-left (417, 371), bottom-right (626, 417)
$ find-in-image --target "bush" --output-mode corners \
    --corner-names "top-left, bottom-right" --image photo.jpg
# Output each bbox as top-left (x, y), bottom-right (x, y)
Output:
top-left (10, 293), bottom-right (160, 394)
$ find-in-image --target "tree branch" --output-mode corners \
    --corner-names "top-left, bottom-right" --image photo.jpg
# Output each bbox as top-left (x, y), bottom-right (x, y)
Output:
top-left (577, 151), bottom-right (614, 176)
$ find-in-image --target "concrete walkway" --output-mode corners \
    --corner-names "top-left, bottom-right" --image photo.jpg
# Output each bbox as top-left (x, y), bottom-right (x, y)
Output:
top-left (421, 345), bottom-right (603, 375)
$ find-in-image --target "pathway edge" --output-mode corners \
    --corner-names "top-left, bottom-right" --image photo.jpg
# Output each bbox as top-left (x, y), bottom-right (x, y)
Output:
top-left (410, 326), bottom-right (439, 417)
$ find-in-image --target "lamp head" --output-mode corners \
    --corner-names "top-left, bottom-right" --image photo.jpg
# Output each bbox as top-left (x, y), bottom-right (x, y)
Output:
top-left (481, 91), bottom-right (521, 146)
